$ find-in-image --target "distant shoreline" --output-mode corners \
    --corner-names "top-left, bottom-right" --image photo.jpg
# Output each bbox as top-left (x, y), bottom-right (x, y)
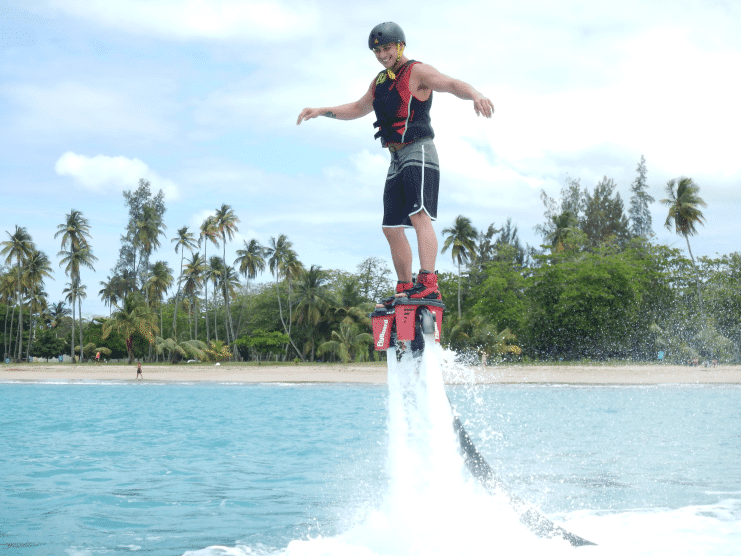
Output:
top-left (2, 363), bottom-right (740, 384)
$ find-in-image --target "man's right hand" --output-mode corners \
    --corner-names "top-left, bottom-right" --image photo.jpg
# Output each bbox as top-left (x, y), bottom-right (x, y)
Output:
top-left (297, 107), bottom-right (325, 125)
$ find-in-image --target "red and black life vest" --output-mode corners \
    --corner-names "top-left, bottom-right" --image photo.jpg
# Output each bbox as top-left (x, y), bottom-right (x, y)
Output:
top-left (372, 60), bottom-right (434, 145)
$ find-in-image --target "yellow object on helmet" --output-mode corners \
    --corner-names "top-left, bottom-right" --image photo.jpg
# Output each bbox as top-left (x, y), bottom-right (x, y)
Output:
top-left (376, 42), bottom-right (405, 84)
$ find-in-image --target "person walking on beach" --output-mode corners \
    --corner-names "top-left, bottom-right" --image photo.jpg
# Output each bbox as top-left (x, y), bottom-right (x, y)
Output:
top-left (136, 362), bottom-right (143, 380)
top-left (297, 22), bottom-right (494, 305)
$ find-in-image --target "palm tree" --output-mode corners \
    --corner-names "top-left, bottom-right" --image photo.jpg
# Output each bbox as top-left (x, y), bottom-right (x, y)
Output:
top-left (214, 204), bottom-right (240, 265)
top-left (155, 336), bottom-right (208, 362)
top-left (546, 211), bottom-right (579, 253)
top-left (58, 245), bottom-right (97, 361)
top-left (661, 176), bottom-right (707, 316)
top-left (661, 177), bottom-right (706, 265)
top-left (55, 210), bottom-right (95, 361)
top-left (116, 269), bottom-right (138, 303)
top-left (54, 210), bottom-right (91, 252)
top-left (24, 249), bottom-right (53, 361)
top-left (1, 270), bottom-right (16, 359)
top-left (220, 264), bottom-right (240, 359)
top-left (3, 266), bottom-right (29, 361)
top-left (199, 216), bottom-right (219, 343)
top-left (26, 285), bottom-right (49, 361)
top-left (330, 280), bottom-right (371, 328)
top-left (282, 250), bottom-right (304, 353)
top-left (205, 256), bottom-right (240, 352)
top-left (134, 204), bottom-right (167, 298)
top-left (448, 314), bottom-right (519, 358)
top-left (266, 234), bottom-right (304, 360)
top-left (206, 256), bottom-right (225, 343)
top-left (1, 225), bottom-right (35, 361)
top-left (98, 276), bottom-right (120, 316)
top-left (102, 294), bottom-right (159, 363)
top-left (210, 208), bottom-right (239, 348)
top-left (474, 223), bottom-right (501, 267)
top-left (63, 279), bottom-right (88, 360)
top-left (203, 259), bottom-right (240, 353)
top-left (441, 216), bottom-right (478, 318)
top-left (293, 265), bottom-right (333, 361)
top-left (235, 239), bottom-right (266, 280)
top-left (171, 226), bottom-right (198, 340)
top-left (182, 252), bottom-right (206, 340)
top-left (62, 280), bottom-right (76, 354)
top-left (317, 323), bottom-right (374, 363)
top-left (234, 238), bottom-right (267, 341)
top-left (146, 261), bottom-right (174, 361)
top-left (48, 301), bottom-right (71, 335)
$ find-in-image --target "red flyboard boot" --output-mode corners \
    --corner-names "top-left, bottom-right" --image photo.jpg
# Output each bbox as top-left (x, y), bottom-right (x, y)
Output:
top-left (405, 270), bottom-right (441, 301)
top-left (370, 282), bottom-right (414, 351)
top-left (394, 271), bottom-right (445, 344)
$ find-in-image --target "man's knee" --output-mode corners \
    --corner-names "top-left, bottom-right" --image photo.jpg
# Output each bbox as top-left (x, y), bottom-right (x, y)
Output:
top-left (410, 209), bottom-right (432, 228)
top-left (383, 226), bottom-right (405, 240)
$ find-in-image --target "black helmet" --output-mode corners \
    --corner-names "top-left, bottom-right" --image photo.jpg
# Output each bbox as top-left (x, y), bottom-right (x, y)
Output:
top-left (368, 22), bottom-right (405, 50)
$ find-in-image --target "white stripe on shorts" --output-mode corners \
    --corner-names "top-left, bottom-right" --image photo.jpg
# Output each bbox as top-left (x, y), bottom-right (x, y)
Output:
top-left (409, 143), bottom-right (426, 217)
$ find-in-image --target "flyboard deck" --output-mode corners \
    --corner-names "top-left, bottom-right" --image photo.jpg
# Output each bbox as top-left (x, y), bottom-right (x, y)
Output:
top-left (371, 299), bottom-right (596, 547)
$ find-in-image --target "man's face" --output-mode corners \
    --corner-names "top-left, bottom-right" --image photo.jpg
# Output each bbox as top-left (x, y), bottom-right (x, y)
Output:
top-left (373, 43), bottom-right (398, 68)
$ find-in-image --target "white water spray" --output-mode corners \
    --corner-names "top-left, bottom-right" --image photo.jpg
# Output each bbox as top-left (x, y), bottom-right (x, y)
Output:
top-left (280, 337), bottom-right (581, 556)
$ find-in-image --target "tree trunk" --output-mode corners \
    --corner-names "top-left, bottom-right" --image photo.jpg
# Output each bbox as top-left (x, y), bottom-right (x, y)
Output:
top-left (78, 295), bottom-right (83, 362)
top-left (204, 244), bottom-right (210, 343)
top-left (160, 307), bottom-right (164, 361)
top-left (173, 252), bottom-right (184, 340)
top-left (235, 296), bottom-right (246, 339)
top-left (6, 299), bottom-right (17, 361)
top-left (275, 277), bottom-right (303, 361)
top-left (685, 235), bottom-right (706, 318)
top-left (25, 309), bottom-right (34, 362)
top-left (3, 305), bottom-right (10, 360)
top-left (457, 260), bottom-right (462, 319)
top-left (213, 289), bottom-right (219, 342)
top-left (224, 286), bottom-right (238, 361)
top-left (286, 278), bottom-right (303, 360)
top-left (188, 299), bottom-right (193, 340)
top-left (194, 296), bottom-right (199, 340)
top-left (234, 295), bottom-right (247, 361)
top-left (221, 285), bottom-right (231, 358)
top-left (16, 290), bottom-right (23, 361)
top-left (70, 293), bottom-right (76, 362)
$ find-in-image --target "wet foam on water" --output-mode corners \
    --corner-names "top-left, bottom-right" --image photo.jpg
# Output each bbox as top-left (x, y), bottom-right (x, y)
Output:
top-left (186, 339), bottom-right (581, 556)
top-left (185, 341), bottom-right (741, 556)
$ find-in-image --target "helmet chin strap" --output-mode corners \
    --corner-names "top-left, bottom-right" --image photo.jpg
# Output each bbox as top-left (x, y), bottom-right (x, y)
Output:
top-left (386, 42), bottom-right (405, 80)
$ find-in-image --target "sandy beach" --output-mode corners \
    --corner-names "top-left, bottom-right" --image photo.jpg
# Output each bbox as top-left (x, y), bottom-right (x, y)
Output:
top-left (2, 362), bottom-right (740, 384)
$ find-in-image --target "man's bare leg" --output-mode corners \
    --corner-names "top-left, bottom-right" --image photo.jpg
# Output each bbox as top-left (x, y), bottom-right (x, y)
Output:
top-left (410, 210), bottom-right (438, 273)
top-left (379, 211), bottom-right (438, 306)
top-left (382, 226), bottom-right (413, 282)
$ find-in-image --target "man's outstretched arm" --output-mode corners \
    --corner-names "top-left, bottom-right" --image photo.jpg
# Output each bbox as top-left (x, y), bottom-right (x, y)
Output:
top-left (414, 64), bottom-right (494, 118)
top-left (297, 83), bottom-right (375, 125)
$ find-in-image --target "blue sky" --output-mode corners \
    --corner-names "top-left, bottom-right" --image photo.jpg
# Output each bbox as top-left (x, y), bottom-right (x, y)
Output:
top-left (2, 0), bottom-right (740, 316)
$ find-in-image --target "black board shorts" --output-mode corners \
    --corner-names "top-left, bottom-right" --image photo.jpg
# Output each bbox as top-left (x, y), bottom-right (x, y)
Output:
top-left (382, 137), bottom-right (440, 228)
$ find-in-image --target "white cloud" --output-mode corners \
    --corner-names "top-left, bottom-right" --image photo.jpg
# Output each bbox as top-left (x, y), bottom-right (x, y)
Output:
top-left (45, 0), bottom-right (319, 41)
top-left (478, 25), bottom-right (741, 178)
top-left (55, 152), bottom-right (180, 199)
top-left (190, 208), bottom-right (217, 231)
top-left (6, 0), bottom-right (741, 321)
top-left (1, 81), bottom-right (170, 138)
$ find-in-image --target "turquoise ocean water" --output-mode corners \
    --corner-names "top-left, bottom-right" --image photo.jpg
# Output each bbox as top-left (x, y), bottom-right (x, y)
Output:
top-left (2, 357), bottom-right (740, 555)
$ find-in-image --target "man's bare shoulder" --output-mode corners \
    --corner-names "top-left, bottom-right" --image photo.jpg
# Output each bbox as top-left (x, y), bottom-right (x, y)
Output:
top-left (410, 62), bottom-right (453, 93)
top-left (410, 62), bottom-right (440, 77)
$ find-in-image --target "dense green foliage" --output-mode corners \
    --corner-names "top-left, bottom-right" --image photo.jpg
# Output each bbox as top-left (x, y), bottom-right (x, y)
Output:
top-left (2, 158), bottom-right (739, 365)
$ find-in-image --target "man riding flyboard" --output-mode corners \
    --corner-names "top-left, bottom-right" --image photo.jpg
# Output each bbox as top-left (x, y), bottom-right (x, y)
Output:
top-left (297, 22), bottom-right (494, 355)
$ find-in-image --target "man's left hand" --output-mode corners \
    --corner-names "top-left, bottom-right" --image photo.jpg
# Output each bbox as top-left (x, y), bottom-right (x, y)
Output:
top-left (474, 96), bottom-right (494, 118)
